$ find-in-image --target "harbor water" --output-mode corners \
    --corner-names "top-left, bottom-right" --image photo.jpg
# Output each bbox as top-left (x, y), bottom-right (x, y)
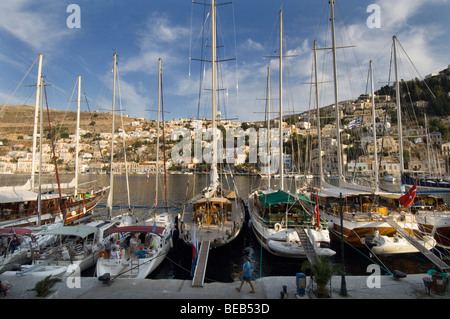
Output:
top-left (1, 173), bottom-right (439, 282)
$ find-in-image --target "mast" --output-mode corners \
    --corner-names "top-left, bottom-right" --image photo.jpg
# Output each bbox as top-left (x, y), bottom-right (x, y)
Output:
top-left (314, 40), bottom-right (324, 189)
top-left (266, 66), bottom-right (271, 189)
top-left (155, 58), bottom-right (162, 207)
top-left (330, 0), bottom-right (343, 185)
top-left (279, 9), bottom-right (284, 190)
top-left (31, 54), bottom-right (43, 191)
top-left (75, 75), bottom-right (81, 195)
top-left (370, 60), bottom-right (379, 192)
top-left (107, 53), bottom-right (117, 218)
top-left (425, 113), bottom-right (432, 177)
top-left (393, 36), bottom-right (405, 183)
top-left (38, 76), bottom-right (44, 226)
top-left (209, 0), bottom-right (219, 192)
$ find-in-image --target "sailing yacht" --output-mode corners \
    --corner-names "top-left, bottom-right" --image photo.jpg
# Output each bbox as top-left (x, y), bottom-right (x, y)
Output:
top-left (0, 55), bottom-right (107, 229)
top-left (248, 11), bottom-right (335, 259)
top-left (178, 0), bottom-right (245, 250)
top-left (96, 58), bottom-right (174, 280)
top-left (311, 2), bottom-right (435, 255)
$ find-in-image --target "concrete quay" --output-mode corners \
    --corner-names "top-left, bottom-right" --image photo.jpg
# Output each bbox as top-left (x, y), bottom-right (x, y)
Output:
top-left (0, 272), bottom-right (448, 300)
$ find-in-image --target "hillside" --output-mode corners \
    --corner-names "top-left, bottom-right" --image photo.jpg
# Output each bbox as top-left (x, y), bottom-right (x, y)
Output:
top-left (0, 104), bottom-right (137, 138)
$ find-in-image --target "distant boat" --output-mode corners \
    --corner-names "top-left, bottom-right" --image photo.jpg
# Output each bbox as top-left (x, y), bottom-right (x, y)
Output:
top-left (383, 174), bottom-right (397, 183)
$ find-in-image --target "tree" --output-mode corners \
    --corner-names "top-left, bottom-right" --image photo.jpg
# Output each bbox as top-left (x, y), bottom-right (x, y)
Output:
top-left (301, 256), bottom-right (341, 298)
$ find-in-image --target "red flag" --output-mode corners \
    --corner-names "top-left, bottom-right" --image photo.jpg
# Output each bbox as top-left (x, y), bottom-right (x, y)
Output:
top-left (399, 181), bottom-right (417, 207)
top-left (315, 195), bottom-right (320, 228)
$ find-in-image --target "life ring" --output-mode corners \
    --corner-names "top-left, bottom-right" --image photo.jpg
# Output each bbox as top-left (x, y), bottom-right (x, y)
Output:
top-left (274, 223), bottom-right (282, 231)
top-left (99, 249), bottom-right (108, 259)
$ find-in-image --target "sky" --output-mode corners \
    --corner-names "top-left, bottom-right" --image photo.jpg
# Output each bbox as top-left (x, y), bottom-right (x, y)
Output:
top-left (0, 0), bottom-right (449, 123)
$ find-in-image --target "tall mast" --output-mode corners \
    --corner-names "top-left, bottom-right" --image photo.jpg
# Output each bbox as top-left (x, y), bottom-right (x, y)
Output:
top-left (31, 54), bottom-right (43, 191)
top-left (266, 66), bottom-right (271, 189)
top-left (314, 40), bottom-right (324, 189)
top-left (393, 36), bottom-right (405, 181)
top-left (210, 0), bottom-right (219, 191)
top-left (425, 113), bottom-right (432, 176)
top-left (330, 0), bottom-right (343, 185)
top-left (370, 60), bottom-right (379, 192)
top-left (155, 58), bottom-right (162, 207)
top-left (75, 75), bottom-right (81, 196)
top-left (38, 76), bottom-right (44, 226)
top-left (107, 53), bottom-right (117, 217)
top-left (279, 9), bottom-right (284, 190)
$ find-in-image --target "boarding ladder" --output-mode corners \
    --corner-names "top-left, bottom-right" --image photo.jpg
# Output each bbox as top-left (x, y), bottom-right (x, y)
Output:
top-left (192, 241), bottom-right (210, 287)
top-left (130, 259), bottom-right (140, 277)
top-left (295, 226), bottom-right (318, 265)
top-left (384, 216), bottom-right (450, 272)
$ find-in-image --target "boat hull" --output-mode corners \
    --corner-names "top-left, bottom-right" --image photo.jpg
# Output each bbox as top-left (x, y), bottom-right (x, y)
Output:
top-left (179, 192), bottom-right (245, 249)
top-left (248, 192), bottom-right (334, 258)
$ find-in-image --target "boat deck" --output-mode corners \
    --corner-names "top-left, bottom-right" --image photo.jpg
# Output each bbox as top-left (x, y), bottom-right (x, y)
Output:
top-left (180, 195), bottom-right (244, 248)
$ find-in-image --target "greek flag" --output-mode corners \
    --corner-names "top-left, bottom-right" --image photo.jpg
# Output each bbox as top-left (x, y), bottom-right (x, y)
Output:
top-left (348, 116), bottom-right (363, 129)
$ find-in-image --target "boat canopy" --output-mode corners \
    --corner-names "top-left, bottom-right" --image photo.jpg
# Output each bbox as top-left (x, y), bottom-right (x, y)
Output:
top-left (258, 190), bottom-right (314, 209)
top-left (106, 225), bottom-right (164, 236)
top-left (0, 189), bottom-right (62, 204)
top-left (39, 225), bottom-right (98, 238)
top-left (0, 227), bottom-right (32, 236)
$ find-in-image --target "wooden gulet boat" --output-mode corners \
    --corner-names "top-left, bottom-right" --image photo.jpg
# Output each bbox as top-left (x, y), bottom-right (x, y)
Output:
top-left (248, 189), bottom-right (335, 258)
top-left (0, 59), bottom-right (107, 229)
top-left (178, 0), bottom-right (245, 251)
top-left (247, 11), bottom-right (334, 259)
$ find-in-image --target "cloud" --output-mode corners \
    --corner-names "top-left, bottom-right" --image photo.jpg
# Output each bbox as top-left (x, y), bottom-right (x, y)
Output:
top-left (0, 0), bottom-right (72, 52)
top-left (120, 12), bottom-right (190, 75)
top-left (241, 38), bottom-right (264, 52)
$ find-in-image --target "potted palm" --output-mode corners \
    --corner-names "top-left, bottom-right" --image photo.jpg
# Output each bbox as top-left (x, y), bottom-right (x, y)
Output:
top-left (301, 255), bottom-right (341, 298)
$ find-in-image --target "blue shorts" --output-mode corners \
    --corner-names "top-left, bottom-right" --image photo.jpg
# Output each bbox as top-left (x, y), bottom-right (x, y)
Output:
top-left (240, 275), bottom-right (253, 282)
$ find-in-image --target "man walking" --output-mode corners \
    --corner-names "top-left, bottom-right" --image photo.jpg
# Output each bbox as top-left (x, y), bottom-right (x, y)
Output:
top-left (236, 255), bottom-right (255, 293)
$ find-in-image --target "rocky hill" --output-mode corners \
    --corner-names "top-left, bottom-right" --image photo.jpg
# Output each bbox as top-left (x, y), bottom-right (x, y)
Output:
top-left (0, 104), bottom-right (137, 138)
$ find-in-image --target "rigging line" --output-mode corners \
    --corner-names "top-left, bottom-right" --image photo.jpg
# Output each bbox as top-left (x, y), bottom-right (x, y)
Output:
top-left (335, 0), bottom-right (366, 86)
top-left (161, 68), bottom-right (169, 210)
top-left (43, 82), bottom-right (63, 204)
top-left (231, 0), bottom-right (239, 119)
top-left (314, 0), bottom-right (329, 41)
top-left (395, 38), bottom-right (437, 100)
top-left (327, 226), bottom-right (392, 275)
top-left (2, 55), bottom-right (38, 106)
top-left (81, 83), bottom-right (108, 169)
top-left (55, 77), bottom-right (78, 138)
top-left (116, 66), bottom-right (131, 210)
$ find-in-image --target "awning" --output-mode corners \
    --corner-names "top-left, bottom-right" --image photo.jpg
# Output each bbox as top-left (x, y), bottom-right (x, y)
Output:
top-left (258, 190), bottom-right (314, 209)
top-left (106, 225), bottom-right (165, 236)
top-left (38, 225), bottom-right (98, 238)
top-left (0, 227), bottom-right (32, 237)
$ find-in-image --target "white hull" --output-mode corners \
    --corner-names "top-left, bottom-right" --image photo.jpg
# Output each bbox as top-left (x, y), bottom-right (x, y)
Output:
top-left (96, 246), bottom-right (169, 279)
top-left (363, 235), bottom-right (436, 255)
top-left (248, 193), bottom-right (334, 258)
top-left (96, 213), bottom-right (174, 279)
top-left (4, 264), bottom-right (69, 278)
top-left (0, 249), bottom-right (31, 274)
